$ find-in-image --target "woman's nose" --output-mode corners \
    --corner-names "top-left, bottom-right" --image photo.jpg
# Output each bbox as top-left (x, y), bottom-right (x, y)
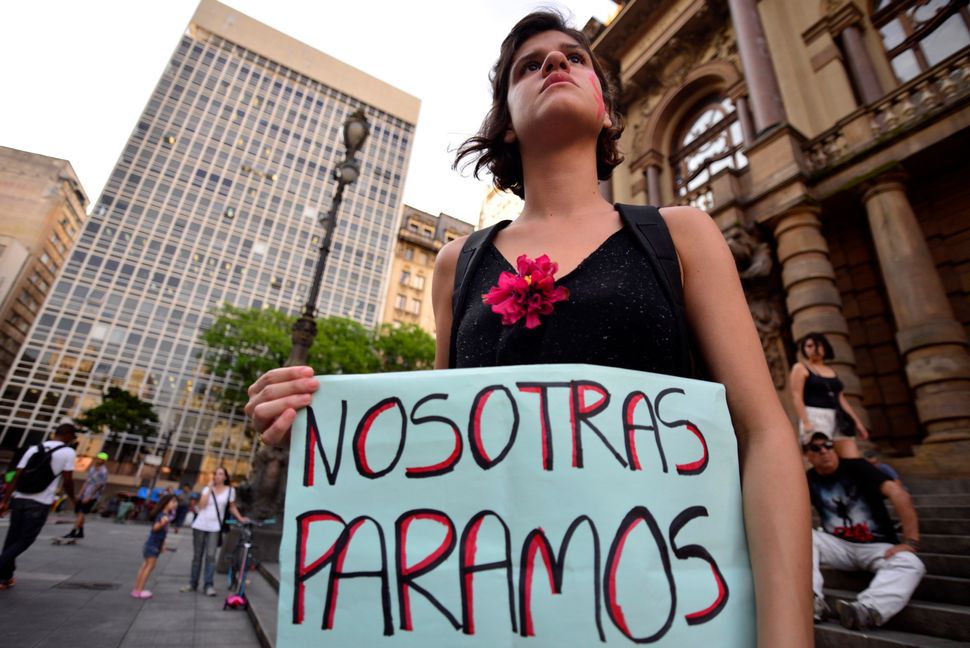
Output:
top-left (542, 50), bottom-right (569, 75)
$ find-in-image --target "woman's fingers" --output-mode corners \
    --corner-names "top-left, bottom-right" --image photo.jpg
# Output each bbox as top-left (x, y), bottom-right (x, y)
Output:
top-left (244, 366), bottom-right (318, 447)
top-left (261, 406), bottom-right (297, 446)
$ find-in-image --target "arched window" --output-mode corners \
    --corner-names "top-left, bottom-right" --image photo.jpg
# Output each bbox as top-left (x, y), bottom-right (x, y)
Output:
top-left (872, 0), bottom-right (970, 83)
top-left (670, 95), bottom-right (747, 211)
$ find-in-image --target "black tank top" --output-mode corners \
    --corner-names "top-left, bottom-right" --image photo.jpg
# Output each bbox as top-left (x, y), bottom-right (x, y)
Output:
top-left (802, 364), bottom-right (843, 408)
top-left (453, 227), bottom-right (690, 376)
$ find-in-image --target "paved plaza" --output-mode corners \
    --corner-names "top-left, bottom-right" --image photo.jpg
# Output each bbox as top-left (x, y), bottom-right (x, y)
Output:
top-left (0, 513), bottom-right (262, 647)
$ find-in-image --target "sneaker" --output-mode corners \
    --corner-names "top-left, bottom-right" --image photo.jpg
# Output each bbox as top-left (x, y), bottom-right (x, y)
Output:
top-left (130, 589), bottom-right (143, 599)
top-left (62, 529), bottom-right (78, 539)
top-left (205, 586), bottom-right (217, 597)
top-left (138, 590), bottom-right (153, 599)
top-left (836, 599), bottom-right (876, 630)
top-left (179, 585), bottom-right (197, 593)
top-left (0, 578), bottom-right (15, 590)
top-left (813, 596), bottom-right (830, 623)
top-left (75, 527), bottom-right (84, 539)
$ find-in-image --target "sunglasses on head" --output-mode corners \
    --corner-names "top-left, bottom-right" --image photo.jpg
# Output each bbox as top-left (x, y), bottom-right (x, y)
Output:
top-left (806, 440), bottom-right (835, 453)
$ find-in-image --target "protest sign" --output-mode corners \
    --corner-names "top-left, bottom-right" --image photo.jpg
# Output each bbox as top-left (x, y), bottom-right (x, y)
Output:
top-left (278, 363), bottom-right (755, 646)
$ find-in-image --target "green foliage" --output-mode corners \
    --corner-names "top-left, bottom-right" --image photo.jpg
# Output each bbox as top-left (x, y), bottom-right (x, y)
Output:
top-left (376, 323), bottom-right (436, 372)
top-left (200, 304), bottom-right (294, 406)
top-left (74, 386), bottom-right (159, 440)
top-left (200, 305), bottom-right (437, 410)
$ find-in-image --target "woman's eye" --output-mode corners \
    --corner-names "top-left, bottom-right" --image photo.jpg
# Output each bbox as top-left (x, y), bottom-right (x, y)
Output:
top-left (568, 53), bottom-right (584, 64)
top-left (522, 61), bottom-right (540, 73)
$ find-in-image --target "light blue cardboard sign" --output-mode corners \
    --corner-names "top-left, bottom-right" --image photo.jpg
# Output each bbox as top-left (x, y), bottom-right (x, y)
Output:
top-left (278, 364), bottom-right (755, 646)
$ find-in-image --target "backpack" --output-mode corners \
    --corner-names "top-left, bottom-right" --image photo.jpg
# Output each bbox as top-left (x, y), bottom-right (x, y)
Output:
top-left (17, 443), bottom-right (67, 494)
top-left (449, 203), bottom-right (697, 376)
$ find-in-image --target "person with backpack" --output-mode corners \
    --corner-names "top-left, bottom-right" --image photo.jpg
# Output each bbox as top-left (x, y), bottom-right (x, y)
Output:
top-left (243, 11), bottom-right (812, 646)
top-left (0, 423), bottom-right (78, 590)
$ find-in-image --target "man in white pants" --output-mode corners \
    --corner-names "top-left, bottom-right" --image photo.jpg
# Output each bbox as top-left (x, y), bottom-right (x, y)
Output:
top-left (804, 432), bottom-right (925, 630)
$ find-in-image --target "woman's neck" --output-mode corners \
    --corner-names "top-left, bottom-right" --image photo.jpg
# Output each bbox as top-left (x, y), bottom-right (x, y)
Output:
top-left (517, 138), bottom-right (611, 222)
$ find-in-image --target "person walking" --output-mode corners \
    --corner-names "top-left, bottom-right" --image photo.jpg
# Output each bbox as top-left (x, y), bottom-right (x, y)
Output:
top-left (790, 332), bottom-right (869, 458)
top-left (62, 451), bottom-right (109, 541)
top-left (0, 423), bottom-right (78, 590)
top-left (243, 11), bottom-right (812, 646)
top-left (180, 466), bottom-right (248, 596)
top-left (132, 493), bottom-right (178, 599)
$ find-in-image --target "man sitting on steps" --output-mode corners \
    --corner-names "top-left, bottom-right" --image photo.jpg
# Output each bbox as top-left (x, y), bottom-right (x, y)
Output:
top-left (804, 432), bottom-right (926, 630)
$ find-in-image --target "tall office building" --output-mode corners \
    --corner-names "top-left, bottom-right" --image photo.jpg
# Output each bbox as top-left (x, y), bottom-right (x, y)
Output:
top-left (0, 0), bottom-right (419, 481)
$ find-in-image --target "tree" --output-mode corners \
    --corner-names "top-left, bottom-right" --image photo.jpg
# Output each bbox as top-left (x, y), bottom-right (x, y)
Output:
top-left (376, 323), bottom-right (436, 372)
top-left (75, 386), bottom-right (160, 446)
top-left (200, 305), bottom-right (436, 410)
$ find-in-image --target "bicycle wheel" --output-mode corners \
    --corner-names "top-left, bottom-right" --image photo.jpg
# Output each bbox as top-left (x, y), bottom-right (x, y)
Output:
top-left (227, 543), bottom-right (243, 592)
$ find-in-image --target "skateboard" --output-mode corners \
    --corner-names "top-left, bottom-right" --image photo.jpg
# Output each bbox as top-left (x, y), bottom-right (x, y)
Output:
top-left (52, 537), bottom-right (78, 545)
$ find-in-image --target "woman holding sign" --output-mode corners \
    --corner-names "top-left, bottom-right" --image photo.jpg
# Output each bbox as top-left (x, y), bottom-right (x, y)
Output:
top-left (246, 11), bottom-right (811, 646)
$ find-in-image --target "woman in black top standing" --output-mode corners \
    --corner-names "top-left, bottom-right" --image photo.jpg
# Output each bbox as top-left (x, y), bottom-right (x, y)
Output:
top-left (245, 12), bottom-right (811, 646)
top-left (790, 332), bottom-right (869, 458)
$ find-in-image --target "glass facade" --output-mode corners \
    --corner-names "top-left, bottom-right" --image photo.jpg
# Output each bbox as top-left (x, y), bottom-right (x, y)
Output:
top-left (0, 20), bottom-right (414, 482)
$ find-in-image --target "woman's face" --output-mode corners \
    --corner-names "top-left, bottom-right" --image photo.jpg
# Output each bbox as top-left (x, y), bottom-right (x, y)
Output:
top-left (165, 498), bottom-right (178, 512)
top-left (504, 30), bottom-right (611, 147)
top-left (214, 468), bottom-right (228, 485)
top-left (803, 339), bottom-right (824, 361)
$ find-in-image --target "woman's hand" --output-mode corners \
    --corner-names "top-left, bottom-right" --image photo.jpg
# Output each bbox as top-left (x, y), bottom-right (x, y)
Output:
top-left (245, 366), bottom-right (319, 446)
top-left (857, 422), bottom-right (870, 440)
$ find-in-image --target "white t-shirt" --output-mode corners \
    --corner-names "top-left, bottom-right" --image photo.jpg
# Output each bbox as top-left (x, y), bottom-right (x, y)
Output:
top-left (14, 441), bottom-right (77, 505)
top-left (191, 485), bottom-right (235, 532)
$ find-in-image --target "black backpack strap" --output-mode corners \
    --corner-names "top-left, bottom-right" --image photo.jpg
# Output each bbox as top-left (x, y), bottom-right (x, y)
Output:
top-left (615, 204), bottom-right (696, 378)
top-left (448, 220), bottom-right (512, 369)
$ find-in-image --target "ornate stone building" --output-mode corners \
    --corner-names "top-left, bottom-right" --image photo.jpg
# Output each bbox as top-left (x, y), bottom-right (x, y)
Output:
top-left (381, 205), bottom-right (472, 335)
top-left (593, 0), bottom-right (970, 476)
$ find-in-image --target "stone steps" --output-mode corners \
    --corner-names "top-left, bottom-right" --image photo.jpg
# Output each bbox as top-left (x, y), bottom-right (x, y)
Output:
top-left (920, 519), bottom-right (970, 536)
top-left (922, 553), bottom-right (970, 579)
top-left (815, 622), bottom-right (970, 647)
top-left (823, 589), bottom-right (970, 643)
top-left (246, 561), bottom-right (279, 648)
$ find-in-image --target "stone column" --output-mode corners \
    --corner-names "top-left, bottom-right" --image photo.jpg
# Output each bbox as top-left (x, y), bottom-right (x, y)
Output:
top-left (727, 0), bottom-right (786, 132)
top-left (646, 165), bottom-right (662, 207)
top-left (862, 174), bottom-right (970, 442)
top-left (735, 95), bottom-right (756, 146)
top-left (841, 24), bottom-right (884, 105)
top-left (773, 205), bottom-right (864, 405)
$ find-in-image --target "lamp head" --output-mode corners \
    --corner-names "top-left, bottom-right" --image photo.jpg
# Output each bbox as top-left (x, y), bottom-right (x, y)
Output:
top-left (343, 109), bottom-right (370, 157)
top-left (334, 159), bottom-right (360, 185)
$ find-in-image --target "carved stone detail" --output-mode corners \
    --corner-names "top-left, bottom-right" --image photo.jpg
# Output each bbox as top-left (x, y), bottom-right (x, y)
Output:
top-left (725, 222), bottom-right (790, 389)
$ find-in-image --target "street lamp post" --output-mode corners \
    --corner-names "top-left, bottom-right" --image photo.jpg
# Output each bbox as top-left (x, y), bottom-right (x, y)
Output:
top-left (244, 109), bottom-right (370, 527)
top-left (286, 108), bottom-right (370, 366)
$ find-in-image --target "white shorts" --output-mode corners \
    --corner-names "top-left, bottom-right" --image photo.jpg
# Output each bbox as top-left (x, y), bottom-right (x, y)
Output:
top-left (800, 406), bottom-right (854, 440)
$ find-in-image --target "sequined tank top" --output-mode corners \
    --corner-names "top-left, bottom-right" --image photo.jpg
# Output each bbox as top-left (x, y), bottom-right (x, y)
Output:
top-left (453, 227), bottom-right (690, 376)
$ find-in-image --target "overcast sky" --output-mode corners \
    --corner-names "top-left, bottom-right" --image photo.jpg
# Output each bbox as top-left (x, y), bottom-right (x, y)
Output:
top-left (0, 0), bottom-right (618, 224)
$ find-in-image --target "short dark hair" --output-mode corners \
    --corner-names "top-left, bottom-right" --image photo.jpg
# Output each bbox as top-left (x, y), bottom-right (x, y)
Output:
top-left (799, 332), bottom-right (834, 361)
top-left (453, 10), bottom-right (624, 199)
top-left (54, 423), bottom-right (78, 438)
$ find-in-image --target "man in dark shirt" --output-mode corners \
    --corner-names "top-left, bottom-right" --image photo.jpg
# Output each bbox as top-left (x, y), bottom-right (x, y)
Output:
top-left (805, 432), bottom-right (925, 630)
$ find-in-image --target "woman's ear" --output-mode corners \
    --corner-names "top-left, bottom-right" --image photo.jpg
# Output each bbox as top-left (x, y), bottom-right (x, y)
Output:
top-left (503, 128), bottom-right (516, 144)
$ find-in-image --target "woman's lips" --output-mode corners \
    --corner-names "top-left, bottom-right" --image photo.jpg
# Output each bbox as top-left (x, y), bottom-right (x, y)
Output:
top-left (541, 72), bottom-right (576, 92)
